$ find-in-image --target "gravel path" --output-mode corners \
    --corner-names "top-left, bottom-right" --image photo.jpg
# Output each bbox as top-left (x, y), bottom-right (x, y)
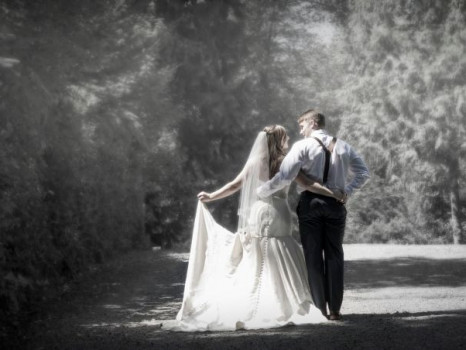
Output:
top-left (6, 244), bottom-right (466, 350)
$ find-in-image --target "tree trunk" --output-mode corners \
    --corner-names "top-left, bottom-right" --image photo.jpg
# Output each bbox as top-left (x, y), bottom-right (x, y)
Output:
top-left (450, 168), bottom-right (463, 244)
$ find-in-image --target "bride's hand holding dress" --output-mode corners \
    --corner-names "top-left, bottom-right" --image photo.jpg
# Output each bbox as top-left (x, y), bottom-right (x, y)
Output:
top-left (197, 173), bottom-right (243, 203)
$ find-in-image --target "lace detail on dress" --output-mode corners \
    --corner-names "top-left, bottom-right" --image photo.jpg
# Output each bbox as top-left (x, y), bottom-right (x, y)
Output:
top-left (163, 201), bottom-right (328, 332)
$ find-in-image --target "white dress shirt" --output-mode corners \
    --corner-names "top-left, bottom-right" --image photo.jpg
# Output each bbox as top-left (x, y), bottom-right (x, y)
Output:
top-left (257, 129), bottom-right (370, 198)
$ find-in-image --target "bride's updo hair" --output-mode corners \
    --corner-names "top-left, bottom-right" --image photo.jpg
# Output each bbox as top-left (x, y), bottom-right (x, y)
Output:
top-left (263, 125), bottom-right (288, 179)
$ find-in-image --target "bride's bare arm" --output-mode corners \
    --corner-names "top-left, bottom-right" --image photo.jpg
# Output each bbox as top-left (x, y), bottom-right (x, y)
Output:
top-left (197, 172), bottom-right (243, 202)
top-left (295, 171), bottom-right (345, 202)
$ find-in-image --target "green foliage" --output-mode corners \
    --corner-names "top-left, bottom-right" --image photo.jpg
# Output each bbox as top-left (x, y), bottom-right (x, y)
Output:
top-left (334, 0), bottom-right (466, 244)
top-left (0, 0), bottom-right (171, 328)
top-left (1, 0), bottom-right (465, 332)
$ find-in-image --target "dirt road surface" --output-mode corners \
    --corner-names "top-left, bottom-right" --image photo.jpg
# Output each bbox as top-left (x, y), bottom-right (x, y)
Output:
top-left (6, 244), bottom-right (466, 350)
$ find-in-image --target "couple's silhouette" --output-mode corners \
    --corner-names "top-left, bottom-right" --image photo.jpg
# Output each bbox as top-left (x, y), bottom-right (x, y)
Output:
top-left (163, 109), bottom-right (369, 331)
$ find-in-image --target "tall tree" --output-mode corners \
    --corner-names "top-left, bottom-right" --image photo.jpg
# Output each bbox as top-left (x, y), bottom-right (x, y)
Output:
top-left (334, 0), bottom-right (466, 243)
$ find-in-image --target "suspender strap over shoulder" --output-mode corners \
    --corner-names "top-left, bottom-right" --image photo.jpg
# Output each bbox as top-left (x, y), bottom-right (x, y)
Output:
top-left (312, 136), bottom-right (337, 184)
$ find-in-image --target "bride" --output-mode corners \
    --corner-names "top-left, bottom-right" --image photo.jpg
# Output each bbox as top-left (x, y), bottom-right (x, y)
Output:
top-left (163, 125), bottom-right (343, 331)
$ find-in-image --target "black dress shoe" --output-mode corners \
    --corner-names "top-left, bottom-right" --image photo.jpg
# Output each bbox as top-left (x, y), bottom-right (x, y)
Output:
top-left (329, 312), bottom-right (342, 321)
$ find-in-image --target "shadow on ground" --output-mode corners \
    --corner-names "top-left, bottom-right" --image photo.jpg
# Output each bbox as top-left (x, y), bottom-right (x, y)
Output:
top-left (18, 310), bottom-right (466, 350)
top-left (346, 258), bottom-right (466, 289)
top-left (4, 249), bottom-right (466, 350)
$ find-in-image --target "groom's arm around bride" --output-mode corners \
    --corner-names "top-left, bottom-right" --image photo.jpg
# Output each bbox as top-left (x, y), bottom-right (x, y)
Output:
top-left (257, 109), bottom-right (369, 319)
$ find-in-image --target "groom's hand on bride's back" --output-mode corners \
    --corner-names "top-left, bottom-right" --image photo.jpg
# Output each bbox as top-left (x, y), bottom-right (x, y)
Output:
top-left (197, 191), bottom-right (213, 202)
top-left (334, 190), bottom-right (348, 204)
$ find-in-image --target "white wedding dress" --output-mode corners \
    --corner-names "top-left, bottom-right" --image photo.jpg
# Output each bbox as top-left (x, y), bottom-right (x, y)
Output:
top-left (162, 132), bottom-right (327, 332)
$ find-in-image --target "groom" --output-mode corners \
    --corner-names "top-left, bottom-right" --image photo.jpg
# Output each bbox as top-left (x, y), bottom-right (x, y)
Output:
top-left (257, 109), bottom-right (369, 320)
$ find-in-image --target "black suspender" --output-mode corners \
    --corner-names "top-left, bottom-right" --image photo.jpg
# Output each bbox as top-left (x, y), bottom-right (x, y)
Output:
top-left (312, 136), bottom-right (337, 184)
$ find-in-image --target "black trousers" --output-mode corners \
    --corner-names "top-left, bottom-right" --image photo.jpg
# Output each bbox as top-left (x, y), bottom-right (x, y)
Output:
top-left (297, 191), bottom-right (347, 316)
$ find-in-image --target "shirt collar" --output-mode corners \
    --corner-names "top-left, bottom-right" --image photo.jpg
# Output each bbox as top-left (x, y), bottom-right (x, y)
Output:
top-left (309, 129), bottom-right (328, 137)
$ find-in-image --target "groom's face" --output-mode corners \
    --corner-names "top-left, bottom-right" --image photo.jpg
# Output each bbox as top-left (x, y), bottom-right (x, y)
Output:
top-left (299, 120), bottom-right (314, 138)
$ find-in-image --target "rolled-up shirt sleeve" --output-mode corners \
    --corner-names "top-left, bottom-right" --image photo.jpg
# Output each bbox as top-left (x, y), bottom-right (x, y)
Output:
top-left (345, 148), bottom-right (370, 196)
top-left (257, 143), bottom-right (303, 198)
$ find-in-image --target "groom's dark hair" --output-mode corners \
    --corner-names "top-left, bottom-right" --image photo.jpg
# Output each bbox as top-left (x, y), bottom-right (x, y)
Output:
top-left (297, 109), bottom-right (325, 128)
